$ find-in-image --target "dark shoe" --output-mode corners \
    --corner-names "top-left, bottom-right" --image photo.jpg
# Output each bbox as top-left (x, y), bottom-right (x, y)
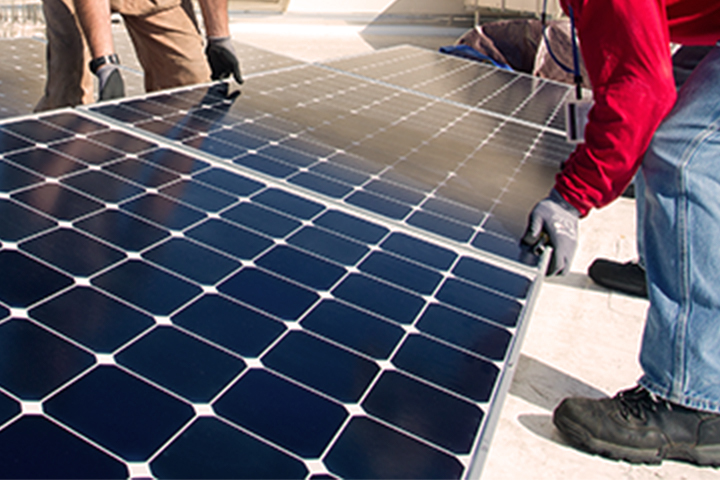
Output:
top-left (588, 258), bottom-right (647, 298)
top-left (553, 386), bottom-right (720, 466)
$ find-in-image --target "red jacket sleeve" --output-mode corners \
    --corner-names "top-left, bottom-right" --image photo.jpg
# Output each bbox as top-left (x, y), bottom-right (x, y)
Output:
top-left (554, 0), bottom-right (677, 217)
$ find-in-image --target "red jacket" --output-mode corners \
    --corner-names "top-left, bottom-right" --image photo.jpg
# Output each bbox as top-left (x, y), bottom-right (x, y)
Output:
top-left (555, 0), bottom-right (720, 216)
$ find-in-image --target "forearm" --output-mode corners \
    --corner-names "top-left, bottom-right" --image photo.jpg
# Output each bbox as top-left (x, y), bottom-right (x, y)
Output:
top-left (198, 0), bottom-right (229, 38)
top-left (74, 0), bottom-right (114, 58)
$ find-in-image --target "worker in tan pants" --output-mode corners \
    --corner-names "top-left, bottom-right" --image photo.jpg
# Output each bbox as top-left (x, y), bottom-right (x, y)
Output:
top-left (35, 0), bottom-right (241, 111)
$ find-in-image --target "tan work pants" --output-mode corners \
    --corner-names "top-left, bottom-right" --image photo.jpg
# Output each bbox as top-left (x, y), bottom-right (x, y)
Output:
top-left (35, 0), bottom-right (211, 111)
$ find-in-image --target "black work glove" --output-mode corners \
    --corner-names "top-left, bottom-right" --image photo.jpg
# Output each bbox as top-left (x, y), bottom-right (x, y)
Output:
top-left (96, 65), bottom-right (125, 102)
top-left (205, 36), bottom-right (243, 84)
top-left (521, 189), bottom-right (580, 276)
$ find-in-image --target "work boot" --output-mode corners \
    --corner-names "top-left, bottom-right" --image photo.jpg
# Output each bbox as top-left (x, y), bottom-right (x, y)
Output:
top-left (553, 385), bottom-right (720, 466)
top-left (588, 258), bottom-right (647, 298)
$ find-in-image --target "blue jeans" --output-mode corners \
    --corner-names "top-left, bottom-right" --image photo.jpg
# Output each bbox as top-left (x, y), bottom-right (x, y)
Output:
top-left (638, 43), bottom-right (720, 414)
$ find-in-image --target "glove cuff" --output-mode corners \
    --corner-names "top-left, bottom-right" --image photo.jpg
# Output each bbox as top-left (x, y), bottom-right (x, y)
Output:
top-left (548, 189), bottom-right (580, 218)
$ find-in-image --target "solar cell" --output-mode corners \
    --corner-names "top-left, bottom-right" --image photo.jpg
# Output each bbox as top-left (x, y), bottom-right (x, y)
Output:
top-left (0, 45), bottom-right (559, 479)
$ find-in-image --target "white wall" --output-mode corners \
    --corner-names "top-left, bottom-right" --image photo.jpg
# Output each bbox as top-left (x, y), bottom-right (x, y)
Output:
top-left (286, 0), bottom-right (467, 15)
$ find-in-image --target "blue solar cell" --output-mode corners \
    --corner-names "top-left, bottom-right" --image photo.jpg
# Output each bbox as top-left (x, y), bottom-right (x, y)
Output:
top-left (346, 191), bottom-right (412, 219)
top-left (0, 200), bottom-right (55, 241)
top-left (139, 148), bottom-right (210, 175)
top-left (288, 226), bottom-right (368, 265)
top-left (212, 127), bottom-right (267, 150)
top-left (281, 137), bottom-right (335, 158)
top-left (116, 327), bottom-right (246, 402)
top-left (359, 251), bottom-right (443, 295)
top-left (172, 294), bottom-right (285, 357)
top-left (262, 331), bottom-right (379, 403)
top-left (219, 268), bottom-right (318, 321)
top-left (0, 417), bottom-right (128, 479)
top-left (51, 137), bottom-right (124, 165)
top-left (381, 232), bottom-right (457, 271)
top-left (43, 366), bottom-right (195, 461)
top-left (0, 161), bottom-right (44, 192)
top-left (121, 194), bottom-right (206, 230)
top-left (253, 188), bottom-right (324, 220)
top-left (453, 256), bottom-right (531, 299)
top-left (393, 334), bottom-right (499, 402)
top-left (76, 209), bottom-right (169, 251)
top-left (233, 152), bottom-right (298, 178)
top-left (183, 135), bottom-right (246, 159)
top-left (214, 369), bottom-right (347, 458)
top-left (122, 98), bottom-right (177, 117)
top-left (0, 129), bottom-right (38, 153)
top-left (29, 287), bottom-right (154, 353)
top-left (324, 417), bottom-right (464, 479)
top-left (365, 180), bottom-right (424, 205)
top-left (417, 304), bottom-right (511, 361)
top-left (13, 183), bottom-right (103, 221)
top-left (221, 202), bottom-right (301, 238)
top-left (194, 167), bottom-right (264, 197)
top-left (332, 273), bottom-right (425, 324)
top-left (422, 197), bottom-right (485, 226)
top-left (92, 104), bottom-right (151, 123)
top-left (20, 228), bottom-right (125, 277)
top-left (159, 179), bottom-right (236, 212)
top-left (300, 299), bottom-right (404, 359)
top-left (472, 230), bottom-right (539, 267)
top-left (150, 417), bottom-right (308, 479)
top-left (407, 211), bottom-right (474, 242)
top-left (256, 245), bottom-right (345, 290)
top-left (62, 170), bottom-right (145, 203)
top-left (4, 119), bottom-right (72, 143)
top-left (0, 390), bottom-right (19, 425)
top-left (105, 158), bottom-right (180, 188)
top-left (143, 238), bottom-right (240, 285)
top-left (309, 162), bottom-right (369, 186)
top-left (261, 144), bottom-right (316, 168)
top-left (186, 218), bottom-right (273, 259)
top-left (436, 278), bottom-right (521, 327)
top-left (139, 119), bottom-right (197, 141)
top-left (314, 210), bottom-right (388, 244)
top-left (43, 112), bottom-right (107, 134)
top-left (162, 112), bottom-right (217, 133)
top-left (88, 130), bottom-right (156, 154)
top-left (237, 121), bottom-right (286, 141)
top-left (362, 370), bottom-right (484, 454)
top-left (92, 260), bottom-right (202, 315)
top-left (0, 251), bottom-right (73, 307)
top-left (6, 148), bottom-right (85, 178)
top-left (289, 172), bottom-right (353, 198)
top-left (0, 320), bottom-right (94, 399)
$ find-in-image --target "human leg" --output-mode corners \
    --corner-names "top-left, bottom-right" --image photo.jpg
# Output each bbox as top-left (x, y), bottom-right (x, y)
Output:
top-left (35, 0), bottom-right (93, 111)
top-left (553, 43), bottom-right (720, 465)
top-left (121, 0), bottom-right (210, 93)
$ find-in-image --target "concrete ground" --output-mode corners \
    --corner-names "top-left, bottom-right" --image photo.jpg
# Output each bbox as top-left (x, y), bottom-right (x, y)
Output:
top-left (2, 10), bottom-right (716, 479)
top-left (228, 13), bottom-right (719, 480)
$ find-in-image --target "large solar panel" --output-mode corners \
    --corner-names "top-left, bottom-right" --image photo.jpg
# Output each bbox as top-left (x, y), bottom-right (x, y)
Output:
top-left (0, 45), bottom-right (561, 479)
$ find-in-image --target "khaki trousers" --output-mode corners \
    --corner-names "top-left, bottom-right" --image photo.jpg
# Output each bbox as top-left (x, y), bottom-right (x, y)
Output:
top-left (35, 0), bottom-right (211, 111)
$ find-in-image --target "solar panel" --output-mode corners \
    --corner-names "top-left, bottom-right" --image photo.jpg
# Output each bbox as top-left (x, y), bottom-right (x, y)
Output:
top-left (0, 45), bottom-right (561, 479)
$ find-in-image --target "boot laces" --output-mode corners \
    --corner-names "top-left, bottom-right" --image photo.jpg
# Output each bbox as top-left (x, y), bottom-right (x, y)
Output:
top-left (616, 386), bottom-right (671, 421)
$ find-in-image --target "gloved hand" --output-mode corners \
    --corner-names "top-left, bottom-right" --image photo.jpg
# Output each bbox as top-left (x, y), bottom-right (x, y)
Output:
top-left (521, 189), bottom-right (579, 276)
top-left (96, 65), bottom-right (125, 102)
top-left (205, 36), bottom-right (243, 84)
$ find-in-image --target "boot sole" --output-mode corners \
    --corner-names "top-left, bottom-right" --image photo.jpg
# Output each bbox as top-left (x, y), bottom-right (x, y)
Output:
top-left (555, 414), bottom-right (720, 467)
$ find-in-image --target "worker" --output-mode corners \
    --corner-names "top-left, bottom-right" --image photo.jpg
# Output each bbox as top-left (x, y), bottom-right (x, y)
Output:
top-left (521, 0), bottom-right (720, 466)
top-left (35, 0), bottom-right (242, 111)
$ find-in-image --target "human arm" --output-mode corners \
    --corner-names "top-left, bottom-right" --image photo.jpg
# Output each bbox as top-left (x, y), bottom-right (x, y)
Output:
top-left (197, 0), bottom-right (243, 84)
top-left (73, 0), bottom-right (124, 101)
top-left (553, 0), bottom-right (677, 216)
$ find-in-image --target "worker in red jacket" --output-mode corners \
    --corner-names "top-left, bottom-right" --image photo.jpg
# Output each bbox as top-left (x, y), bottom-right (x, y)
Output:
top-left (522, 0), bottom-right (720, 465)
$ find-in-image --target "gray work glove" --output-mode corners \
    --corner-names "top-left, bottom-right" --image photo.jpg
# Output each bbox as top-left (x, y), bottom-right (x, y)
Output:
top-left (521, 189), bottom-right (579, 276)
top-left (96, 65), bottom-right (125, 102)
top-left (205, 36), bottom-right (243, 84)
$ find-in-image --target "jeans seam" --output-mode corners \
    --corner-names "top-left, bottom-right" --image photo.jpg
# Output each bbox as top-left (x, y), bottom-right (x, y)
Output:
top-left (673, 121), bottom-right (720, 396)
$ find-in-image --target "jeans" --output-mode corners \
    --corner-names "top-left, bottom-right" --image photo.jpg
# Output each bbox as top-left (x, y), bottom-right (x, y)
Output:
top-left (639, 43), bottom-right (720, 414)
